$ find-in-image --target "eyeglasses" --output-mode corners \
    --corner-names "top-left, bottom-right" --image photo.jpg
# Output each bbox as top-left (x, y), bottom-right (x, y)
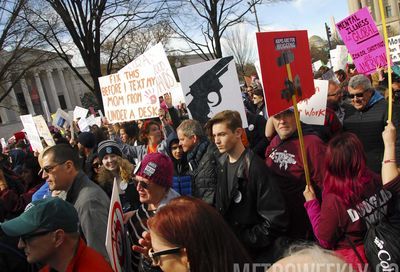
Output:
top-left (149, 247), bottom-right (181, 266)
top-left (348, 90), bottom-right (370, 99)
top-left (40, 161), bottom-right (67, 174)
top-left (134, 179), bottom-right (150, 190)
top-left (20, 230), bottom-right (54, 243)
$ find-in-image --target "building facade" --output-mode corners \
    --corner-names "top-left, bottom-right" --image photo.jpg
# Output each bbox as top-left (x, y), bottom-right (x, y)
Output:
top-left (0, 50), bottom-right (91, 125)
top-left (348, 0), bottom-right (400, 35)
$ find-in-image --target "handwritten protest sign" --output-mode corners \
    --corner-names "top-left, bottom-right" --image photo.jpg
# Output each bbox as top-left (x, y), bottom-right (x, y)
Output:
top-left (20, 114), bottom-right (43, 152)
top-left (33, 115), bottom-right (55, 147)
top-left (73, 106), bottom-right (89, 121)
top-left (106, 179), bottom-right (127, 272)
top-left (336, 8), bottom-right (387, 75)
top-left (389, 35), bottom-right (400, 64)
top-left (100, 43), bottom-right (178, 124)
top-left (297, 80), bottom-right (329, 125)
top-left (256, 30), bottom-right (315, 116)
top-left (312, 60), bottom-right (323, 72)
top-left (177, 56), bottom-right (248, 127)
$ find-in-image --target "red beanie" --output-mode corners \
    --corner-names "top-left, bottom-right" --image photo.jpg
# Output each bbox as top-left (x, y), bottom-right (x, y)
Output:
top-left (14, 131), bottom-right (25, 141)
top-left (135, 153), bottom-right (173, 188)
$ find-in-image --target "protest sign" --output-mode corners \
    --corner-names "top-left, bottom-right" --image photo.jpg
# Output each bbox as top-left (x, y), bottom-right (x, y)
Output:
top-left (330, 45), bottom-right (348, 71)
top-left (388, 35), bottom-right (400, 64)
top-left (73, 106), bottom-right (89, 121)
top-left (297, 80), bottom-right (329, 125)
top-left (177, 56), bottom-right (248, 127)
top-left (106, 179), bottom-right (127, 272)
top-left (256, 30), bottom-right (315, 116)
top-left (86, 115), bottom-right (97, 127)
top-left (33, 115), bottom-right (55, 147)
top-left (336, 8), bottom-right (387, 75)
top-left (78, 117), bottom-right (90, 132)
top-left (52, 109), bottom-right (71, 130)
top-left (254, 59), bottom-right (264, 89)
top-left (1, 138), bottom-right (6, 152)
top-left (312, 60), bottom-right (323, 72)
top-left (20, 114), bottom-right (43, 152)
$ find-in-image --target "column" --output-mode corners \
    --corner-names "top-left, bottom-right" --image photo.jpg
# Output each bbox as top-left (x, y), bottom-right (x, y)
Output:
top-left (373, 0), bottom-right (381, 22)
top-left (57, 68), bottom-right (72, 109)
top-left (390, 0), bottom-right (399, 17)
top-left (20, 77), bottom-right (36, 115)
top-left (66, 70), bottom-right (82, 106)
top-left (361, 0), bottom-right (367, 8)
top-left (0, 106), bottom-right (9, 124)
top-left (34, 72), bottom-right (51, 122)
top-left (46, 69), bottom-right (61, 109)
top-left (3, 80), bottom-right (19, 122)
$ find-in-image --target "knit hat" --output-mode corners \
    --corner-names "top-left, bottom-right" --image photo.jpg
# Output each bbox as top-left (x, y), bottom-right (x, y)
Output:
top-left (14, 131), bottom-right (25, 141)
top-left (134, 152), bottom-right (173, 188)
top-left (0, 197), bottom-right (79, 236)
top-left (98, 140), bottom-right (122, 160)
top-left (77, 132), bottom-right (96, 149)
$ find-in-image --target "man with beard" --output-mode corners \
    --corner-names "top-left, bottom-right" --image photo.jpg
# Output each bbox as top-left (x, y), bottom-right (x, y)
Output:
top-left (327, 80), bottom-right (344, 124)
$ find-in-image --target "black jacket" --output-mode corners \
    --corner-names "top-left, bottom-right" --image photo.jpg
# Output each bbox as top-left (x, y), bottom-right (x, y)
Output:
top-left (343, 98), bottom-right (400, 173)
top-left (187, 139), bottom-right (220, 205)
top-left (216, 149), bottom-right (288, 260)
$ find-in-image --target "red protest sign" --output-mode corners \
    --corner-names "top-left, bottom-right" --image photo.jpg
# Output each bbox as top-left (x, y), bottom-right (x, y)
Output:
top-left (256, 30), bottom-right (315, 116)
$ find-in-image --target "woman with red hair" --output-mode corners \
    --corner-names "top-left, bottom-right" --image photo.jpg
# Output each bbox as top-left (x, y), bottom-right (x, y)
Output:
top-left (303, 132), bottom-right (392, 270)
top-left (146, 196), bottom-right (250, 272)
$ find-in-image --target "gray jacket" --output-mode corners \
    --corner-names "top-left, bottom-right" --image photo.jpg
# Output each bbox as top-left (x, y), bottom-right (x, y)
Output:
top-left (66, 171), bottom-right (110, 260)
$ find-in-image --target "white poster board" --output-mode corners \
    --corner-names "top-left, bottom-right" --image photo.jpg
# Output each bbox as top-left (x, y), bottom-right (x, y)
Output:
top-left (312, 60), bottom-right (323, 72)
top-left (20, 114), bottom-right (43, 152)
top-left (33, 115), bottom-right (55, 147)
top-left (177, 56), bottom-right (248, 127)
top-left (78, 117), bottom-right (90, 132)
top-left (73, 106), bottom-right (89, 121)
top-left (330, 45), bottom-right (348, 72)
top-left (297, 80), bottom-right (329, 125)
top-left (105, 179), bottom-right (126, 272)
top-left (52, 109), bottom-right (72, 130)
top-left (389, 35), bottom-right (400, 64)
top-left (99, 43), bottom-right (180, 124)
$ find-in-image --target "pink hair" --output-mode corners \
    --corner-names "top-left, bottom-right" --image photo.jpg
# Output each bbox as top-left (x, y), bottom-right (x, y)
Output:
top-left (323, 132), bottom-right (373, 206)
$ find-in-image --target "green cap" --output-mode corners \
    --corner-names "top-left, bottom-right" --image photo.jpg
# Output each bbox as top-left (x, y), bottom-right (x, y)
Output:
top-left (0, 197), bottom-right (79, 236)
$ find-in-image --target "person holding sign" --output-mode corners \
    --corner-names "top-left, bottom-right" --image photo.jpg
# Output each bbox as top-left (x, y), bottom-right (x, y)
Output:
top-left (107, 94), bottom-right (177, 164)
top-left (265, 109), bottom-right (326, 240)
top-left (343, 74), bottom-right (400, 173)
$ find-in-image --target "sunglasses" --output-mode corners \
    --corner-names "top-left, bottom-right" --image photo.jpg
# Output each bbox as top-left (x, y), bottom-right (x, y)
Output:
top-left (20, 230), bottom-right (54, 243)
top-left (134, 179), bottom-right (150, 190)
top-left (149, 247), bottom-right (181, 266)
top-left (348, 90), bottom-right (370, 99)
top-left (39, 161), bottom-right (67, 175)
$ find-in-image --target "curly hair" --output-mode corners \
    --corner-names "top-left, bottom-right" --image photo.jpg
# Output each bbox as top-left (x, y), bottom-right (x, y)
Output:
top-left (96, 157), bottom-right (134, 188)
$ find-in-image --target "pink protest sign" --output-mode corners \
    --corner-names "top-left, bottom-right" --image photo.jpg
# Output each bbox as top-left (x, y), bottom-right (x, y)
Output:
top-left (336, 7), bottom-right (387, 75)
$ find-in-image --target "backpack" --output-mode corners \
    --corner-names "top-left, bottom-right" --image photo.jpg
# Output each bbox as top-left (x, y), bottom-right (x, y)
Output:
top-left (359, 194), bottom-right (400, 272)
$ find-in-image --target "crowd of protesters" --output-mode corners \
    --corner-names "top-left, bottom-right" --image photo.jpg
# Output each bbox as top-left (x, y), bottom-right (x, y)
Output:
top-left (0, 64), bottom-right (400, 272)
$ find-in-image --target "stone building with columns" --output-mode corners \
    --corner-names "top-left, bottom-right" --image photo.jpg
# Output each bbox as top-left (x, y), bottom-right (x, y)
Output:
top-left (348, 0), bottom-right (400, 35)
top-left (0, 49), bottom-right (91, 125)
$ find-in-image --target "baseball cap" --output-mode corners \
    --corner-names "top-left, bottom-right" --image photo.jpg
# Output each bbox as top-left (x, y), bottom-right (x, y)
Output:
top-left (0, 197), bottom-right (79, 237)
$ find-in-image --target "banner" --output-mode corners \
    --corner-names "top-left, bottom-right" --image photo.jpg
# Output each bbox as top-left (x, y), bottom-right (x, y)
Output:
top-left (298, 80), bottom-right (329, 125)
top-left (336, 8), bottom-right (387, 75)
top-left (177, 56), bottom-right (248, 127)
top-left (99, 44), bottom-right (180, 124)
top-left (20, 114), bottom-right (43, 152)
top-left (33, 115), bottom-right (55, 147)
top-left (73, 106), bottom-right (89, 121)
top-left (256, 30), bottom-right (315, 116)
top-left (106, 179), bottom-right (127, 272)
top-left (389, 35), bottom-right (400, 64)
